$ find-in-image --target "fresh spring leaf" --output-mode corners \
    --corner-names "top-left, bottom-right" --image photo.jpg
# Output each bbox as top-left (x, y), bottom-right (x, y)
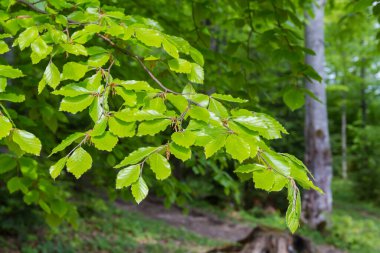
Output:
top-left (131, 177), bottom-right (149, 204)
top-left (235, 163), bottom-right (266, 173)
top-left (12, 129), bottom-right (42, 156)
top-left (286, 184), bottom-right (301, 233)
top-left (116, 164), bottom-right (140, 189)
top-left (204, 135), bottom-right (226, 158)
top-left (49, 157), bottom-right (68, 179)
top-left (91, 131), bottom-right (118, 151)
top-left (169, 142), bottom-right (191, 161)
top-left (50, 132), bottom-right (85, 156)
top-left (59, 95), bottom-right (94, 113)
top-left (0, 115), bottom-right (12, 140)
top-left (44, 61), bottom-right (60, 89)
top-left (172, 131), bottom-right (196, 148)
top-left (61, 62), bottom-right (88, 81)
top-left (225, 134), bottom-right (250, 163)
top-left (66, 147), bottom-right (92, 179)
top-left (211, 93), bottom-right (248, 103)
top-left (16, 26), bottom-right (39, 50)
top-left (283, 88), bottom-right (305, 111)
top-left (187, 63), bottom-right (204, 84)
top-left (148, 153), bottom-right (171, 180)
top-left (114, 147), bottom-right (160, 168)
top-left (108, 117), bottom-right (135, 138)
top-left (137, 119), bottom-right (171, 136)
top-left (135, 28), bottom-right (163, 47)
top-left (0, 154), bottom-right (17, 174)
top-left (168, 59), bottom-right (192, 73)
top-left (253, 169), bottom-right (275, 191)
top-left (0, 65), bottom-right (24, 78)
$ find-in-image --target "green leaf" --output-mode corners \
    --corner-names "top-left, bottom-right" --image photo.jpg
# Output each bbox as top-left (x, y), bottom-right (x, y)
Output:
top-left (145, 97), bottom-right (166, 113)
top-left (66, 147), bottom-right (92, 179)
top-left (91, 131), bottom-right (118, 151)
top-left (211, 93), bottom-right (247, 103)
top-left (88, 53), bottom-right (110, 67)
top-left (168, 59), bottom-right (192, 73)
top-left (50, 199), bottom-right (68, 218)
top-left (61, 43), bottom-right (88, 56)
top-left (0, 77), bottom-right (6, 92)
top-left (108, 117), bottom-right (135, 138)
top-left (137, 119), bottom-right (171, 136)
top-left (172, 131), bottom-right (196, 147)
top-left (30, 37), bottom-right (52, 64)
top-left (0, 115), bottom-right (12, 140)
top-left (187, 63), bottom-right (204, 84)
top-left (115, 109), bottom-right (167, 122)
top-left (114, 87), bottom-right (137, 107)
top-left (283, 88), bottom-right (305, 111)
top-left (16, 26), bottom-right (39, 50)
top-left (59, 95), bottom-right (94, 113)
top-left (0, 65), bottom-right (24, 78)
top-left (166, 93), bottom-right (188, 112)
top-left (204, 135), bottom-right (226, 158)
top-left (89, 97), bottom-right (102, 122)
top-left (115, 147), bottom-right (159, 168)
top-left (116, 164), bottom-right (140, 189)
top-left (20, 157), bottom-right (38, 179)
top-left (49, 157), bottom-right (67, 179)
top-left (148, 153), bottom-right (171, 180)
top-left (91, 116), bottom-right (108, 137)
top-left (39, 200), bottom-right (51, 214)
top-left (7, 177), bottom-right (26, 194)
top-left (116, 80), bottom-right (154, 91)
top-left (189, 47), bottom-right (204, 66)
top-left (233, 113), bottom-right (287, 139)
top-left (188, 106), bottom-right (210, 122)
top-left (225, 135), bottom-right (250, 163)
top-left (261, 151), bottom-right (291, 177)
top-left (0, 93), bottom-right (25, 102)
top-left (169, 142), bottom-right (191, 161)
top-left (12, 129), bottom-right (42, 156)
top-left (272, 174), bottom-right (288, 192)
top-left (235, 164), bottom-right (265, 173)
top-left (0, 40), bottom-right (10, 54)
top-left (50, 132), bottom-right (85, 156)
top-left (61, 62), bottom-right (88, 81)
top-left (253, 169), bottom-right (275, 191)
top-left (131, 177), bottom-right (149, 204)
top-left (44, 61), bottom-right (60, 89)
top-left (53, 83), bottom-right (92, 97)
top-left (286, 184), bottom-right (301, 233)
top-left (162, 39), bottom-right (179, 58)
top-left (208, 98), bottom-right (229, 118)
top-left (135, 28), bottom-right (163, 47)
top-left (0, 154), bottom-right (17, 174)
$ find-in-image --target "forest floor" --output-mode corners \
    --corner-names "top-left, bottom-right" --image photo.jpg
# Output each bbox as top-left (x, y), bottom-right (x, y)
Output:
top-left (1, 180), bottom-right (379, 253)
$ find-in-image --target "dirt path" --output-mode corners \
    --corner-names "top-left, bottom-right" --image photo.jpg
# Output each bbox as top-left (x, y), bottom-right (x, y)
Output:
top-left (117, 199), bottom-right (252, 242)
top-left (117, 199), bottom-right (346, 253)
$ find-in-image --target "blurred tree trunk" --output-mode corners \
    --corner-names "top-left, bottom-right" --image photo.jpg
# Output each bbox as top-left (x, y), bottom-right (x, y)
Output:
top-left (341, 97), bottom-right (347, 179)
top-left (303, 0), bottom-right (333, 230)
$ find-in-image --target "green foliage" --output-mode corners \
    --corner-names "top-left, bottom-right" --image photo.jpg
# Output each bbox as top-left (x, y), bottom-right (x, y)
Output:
top-left (0, 0), bottom-right (323, 233)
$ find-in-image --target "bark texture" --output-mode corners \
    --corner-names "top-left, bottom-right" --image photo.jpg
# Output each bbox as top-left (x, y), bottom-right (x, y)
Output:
top-left (303, 0), bottom-right (333, 230)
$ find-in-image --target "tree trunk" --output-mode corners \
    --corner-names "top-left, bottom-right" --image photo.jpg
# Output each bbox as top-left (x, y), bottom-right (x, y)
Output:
top-left (303, 0), bottom-right (333, 230)
top-left (341, 100), bottom-right (347, 179)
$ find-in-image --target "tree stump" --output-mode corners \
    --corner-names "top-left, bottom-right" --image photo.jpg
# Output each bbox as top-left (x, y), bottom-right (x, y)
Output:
top-left (208, 226), bottom-right (345, 253)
